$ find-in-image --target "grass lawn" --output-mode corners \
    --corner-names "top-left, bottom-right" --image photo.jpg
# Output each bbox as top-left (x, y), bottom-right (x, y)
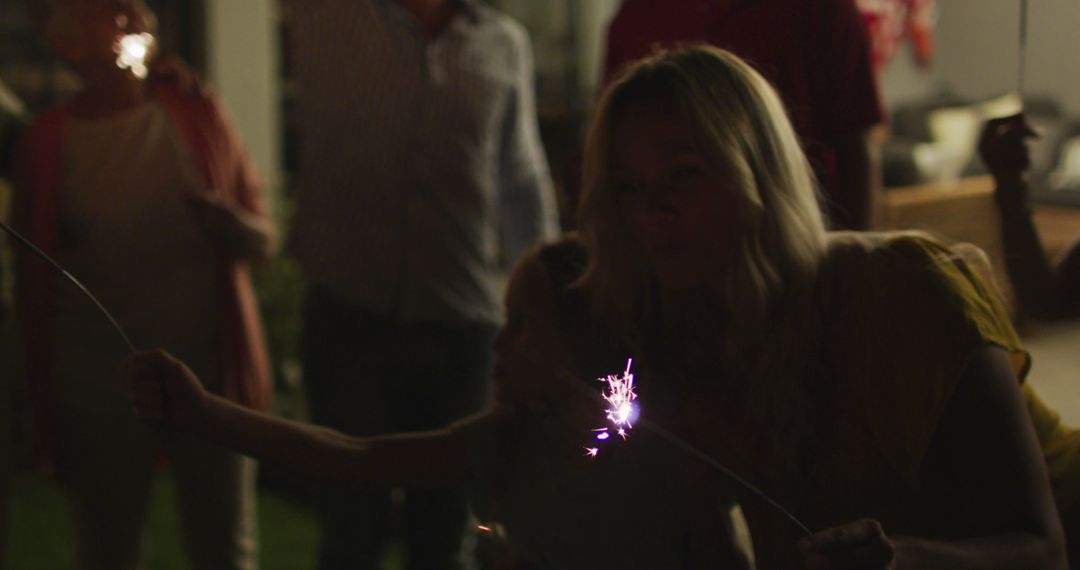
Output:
top-left (5, 469), bottom-right (321, 570)
top-left (5, 468), bottom-right (411, 569)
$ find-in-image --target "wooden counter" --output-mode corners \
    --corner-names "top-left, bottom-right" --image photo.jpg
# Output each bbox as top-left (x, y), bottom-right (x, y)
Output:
top-left (881, 176), bottom-right (1080, 311)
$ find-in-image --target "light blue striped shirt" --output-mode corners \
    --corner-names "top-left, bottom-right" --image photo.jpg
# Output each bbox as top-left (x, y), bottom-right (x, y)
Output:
top-left (287, 0), bottom-right (559, 325)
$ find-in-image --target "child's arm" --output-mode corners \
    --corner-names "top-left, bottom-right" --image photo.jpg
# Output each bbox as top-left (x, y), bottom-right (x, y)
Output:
top-left (127, 350), bottom-right (473, 488)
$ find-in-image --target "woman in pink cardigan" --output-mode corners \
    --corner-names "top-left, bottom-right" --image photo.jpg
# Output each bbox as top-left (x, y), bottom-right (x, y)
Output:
top-left (13, 1), bottom-right (275, 568)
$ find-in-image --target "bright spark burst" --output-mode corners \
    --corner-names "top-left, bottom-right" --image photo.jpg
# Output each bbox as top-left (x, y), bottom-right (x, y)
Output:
top-left (115, 33), bottom-right (155, 79)
top-left (585, 358), bottom-right (639, 458)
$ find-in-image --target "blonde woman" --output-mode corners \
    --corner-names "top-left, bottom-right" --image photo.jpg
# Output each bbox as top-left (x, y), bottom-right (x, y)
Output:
top-left (573, 46), bottom-right (1065, 568)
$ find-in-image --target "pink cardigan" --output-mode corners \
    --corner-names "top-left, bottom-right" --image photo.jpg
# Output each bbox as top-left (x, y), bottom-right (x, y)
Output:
top-left (14, 81), bottom-right (272, 465)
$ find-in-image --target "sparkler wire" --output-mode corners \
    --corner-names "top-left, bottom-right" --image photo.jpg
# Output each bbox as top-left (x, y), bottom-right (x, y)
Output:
top-left (563, 365), bottom-right (813, 537)
top-left (1018, 0), bottom-right (1028, 98)
top-left (639, 418), bottom-right (812, 536)
top-left (0, 220), bottom-right (136, 353)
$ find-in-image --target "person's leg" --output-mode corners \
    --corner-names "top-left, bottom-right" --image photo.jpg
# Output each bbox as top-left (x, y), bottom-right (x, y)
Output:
top-left (54, 407), bottom-right (157, 570)
top-left (396, 322), bottom-right (494, 570)
top-left (302, 286), bottom-right (397, 570)
top-left (170, 434), bottom-right (258, 570)
top-left (0, 351), bottom-right (10, 570)
top-left (0, 311), bottom-right (23, 570)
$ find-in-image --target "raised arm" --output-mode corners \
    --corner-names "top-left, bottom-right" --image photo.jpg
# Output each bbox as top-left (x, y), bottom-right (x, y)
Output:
top-left (800, 346), bottom-right (1067, 569)
top-left (980, 114), bottom-right (1080, 319)
top-left (127, 350), bottom-right (473, 488)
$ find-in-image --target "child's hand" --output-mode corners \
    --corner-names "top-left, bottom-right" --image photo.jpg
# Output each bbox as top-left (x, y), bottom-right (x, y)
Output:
top-left (189, 191), bottom-right (276, 261)
top-left (126, 349), bottom-right (208, 429)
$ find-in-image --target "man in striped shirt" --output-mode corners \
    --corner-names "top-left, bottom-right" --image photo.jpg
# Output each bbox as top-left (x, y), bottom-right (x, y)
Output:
top-left (286, 1), bottom-right (559, 568)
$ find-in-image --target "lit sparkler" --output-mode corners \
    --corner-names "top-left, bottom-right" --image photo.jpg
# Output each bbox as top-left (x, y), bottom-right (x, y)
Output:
top-left (587, 358), bottom-right (638, 456)
top-left (583, 357), bottom-right (812, 536)
top-left (115, 33), bottom-right (155, 80)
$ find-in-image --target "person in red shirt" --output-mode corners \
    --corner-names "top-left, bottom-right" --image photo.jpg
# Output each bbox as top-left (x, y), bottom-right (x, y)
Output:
top-left (603, 0), bottom-right (885, 230)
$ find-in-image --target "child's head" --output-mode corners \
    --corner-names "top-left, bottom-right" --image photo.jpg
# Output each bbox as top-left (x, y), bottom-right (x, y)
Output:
top-left (44, 0), bottom-right (157, 76)
top-left (492, 258), bottom-right (566, 407)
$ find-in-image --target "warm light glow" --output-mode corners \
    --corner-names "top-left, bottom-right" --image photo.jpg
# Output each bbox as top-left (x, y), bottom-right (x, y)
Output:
top-left (115, 33), bottom-right (155, 80)
top-left (584, 447), bottom-right (599, 458)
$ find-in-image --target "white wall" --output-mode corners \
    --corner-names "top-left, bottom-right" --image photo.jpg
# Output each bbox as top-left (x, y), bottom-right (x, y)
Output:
top-left (881, 0), bottom-right (1080, 115)
top-left (204, 1), bottom-right (282, 210)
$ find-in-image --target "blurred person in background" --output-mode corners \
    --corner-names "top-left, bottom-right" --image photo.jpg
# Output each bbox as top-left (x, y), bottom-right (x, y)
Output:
top-left (285, 0), bottom-right (559, 568)
top-left (11, 1), bottom-right (276, 568)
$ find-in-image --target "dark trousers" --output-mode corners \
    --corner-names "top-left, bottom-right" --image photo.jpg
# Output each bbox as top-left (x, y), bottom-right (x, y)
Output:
top-left (302, 286), bottom-right (494, 570)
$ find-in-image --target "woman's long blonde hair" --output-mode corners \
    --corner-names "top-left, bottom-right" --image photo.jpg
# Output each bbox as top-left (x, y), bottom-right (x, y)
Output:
top-left (575, 45), bottom-right (830, 464)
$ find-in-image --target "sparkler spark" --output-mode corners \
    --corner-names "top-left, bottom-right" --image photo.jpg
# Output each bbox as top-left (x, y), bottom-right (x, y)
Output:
top-left (601, 358), bottom-right (638, 430)
top-left (115, 33), bottom-right (155, 79)
top-left (586, 359), bottom-right (639, 457)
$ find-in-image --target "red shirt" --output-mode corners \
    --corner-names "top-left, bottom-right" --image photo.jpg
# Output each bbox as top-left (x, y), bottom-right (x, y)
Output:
top-left (604, 0), bottom-right (884, 199)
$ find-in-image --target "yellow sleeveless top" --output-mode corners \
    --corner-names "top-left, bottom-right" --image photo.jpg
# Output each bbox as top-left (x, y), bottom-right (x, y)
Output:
top-left (740, 232), bottom-right (1037, 568)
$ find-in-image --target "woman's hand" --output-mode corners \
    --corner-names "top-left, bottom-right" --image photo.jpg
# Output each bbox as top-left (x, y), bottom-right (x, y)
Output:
top-left (798, 518), bottom-right (896, 570)
top-left (126, 349), bottom-right (209, 429)
top-left (188, 191), bottom-right (276, 261)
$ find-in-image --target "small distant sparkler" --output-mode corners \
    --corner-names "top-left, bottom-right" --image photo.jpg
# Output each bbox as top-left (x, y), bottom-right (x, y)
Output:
top-left (115, 33), bottom-right (155, 80)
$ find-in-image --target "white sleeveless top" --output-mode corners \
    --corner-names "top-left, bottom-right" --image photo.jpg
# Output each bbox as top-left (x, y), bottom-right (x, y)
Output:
top-left (52, 100), bottom-right (222, 415)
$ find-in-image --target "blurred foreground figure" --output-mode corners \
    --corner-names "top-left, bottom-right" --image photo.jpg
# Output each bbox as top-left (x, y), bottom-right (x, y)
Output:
top-left (980, 114), bottom-right (1080, 566)
top-left (12, 1), bottom-right (275, 568)
top-left (285, 0), bottom-right (558, 568)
